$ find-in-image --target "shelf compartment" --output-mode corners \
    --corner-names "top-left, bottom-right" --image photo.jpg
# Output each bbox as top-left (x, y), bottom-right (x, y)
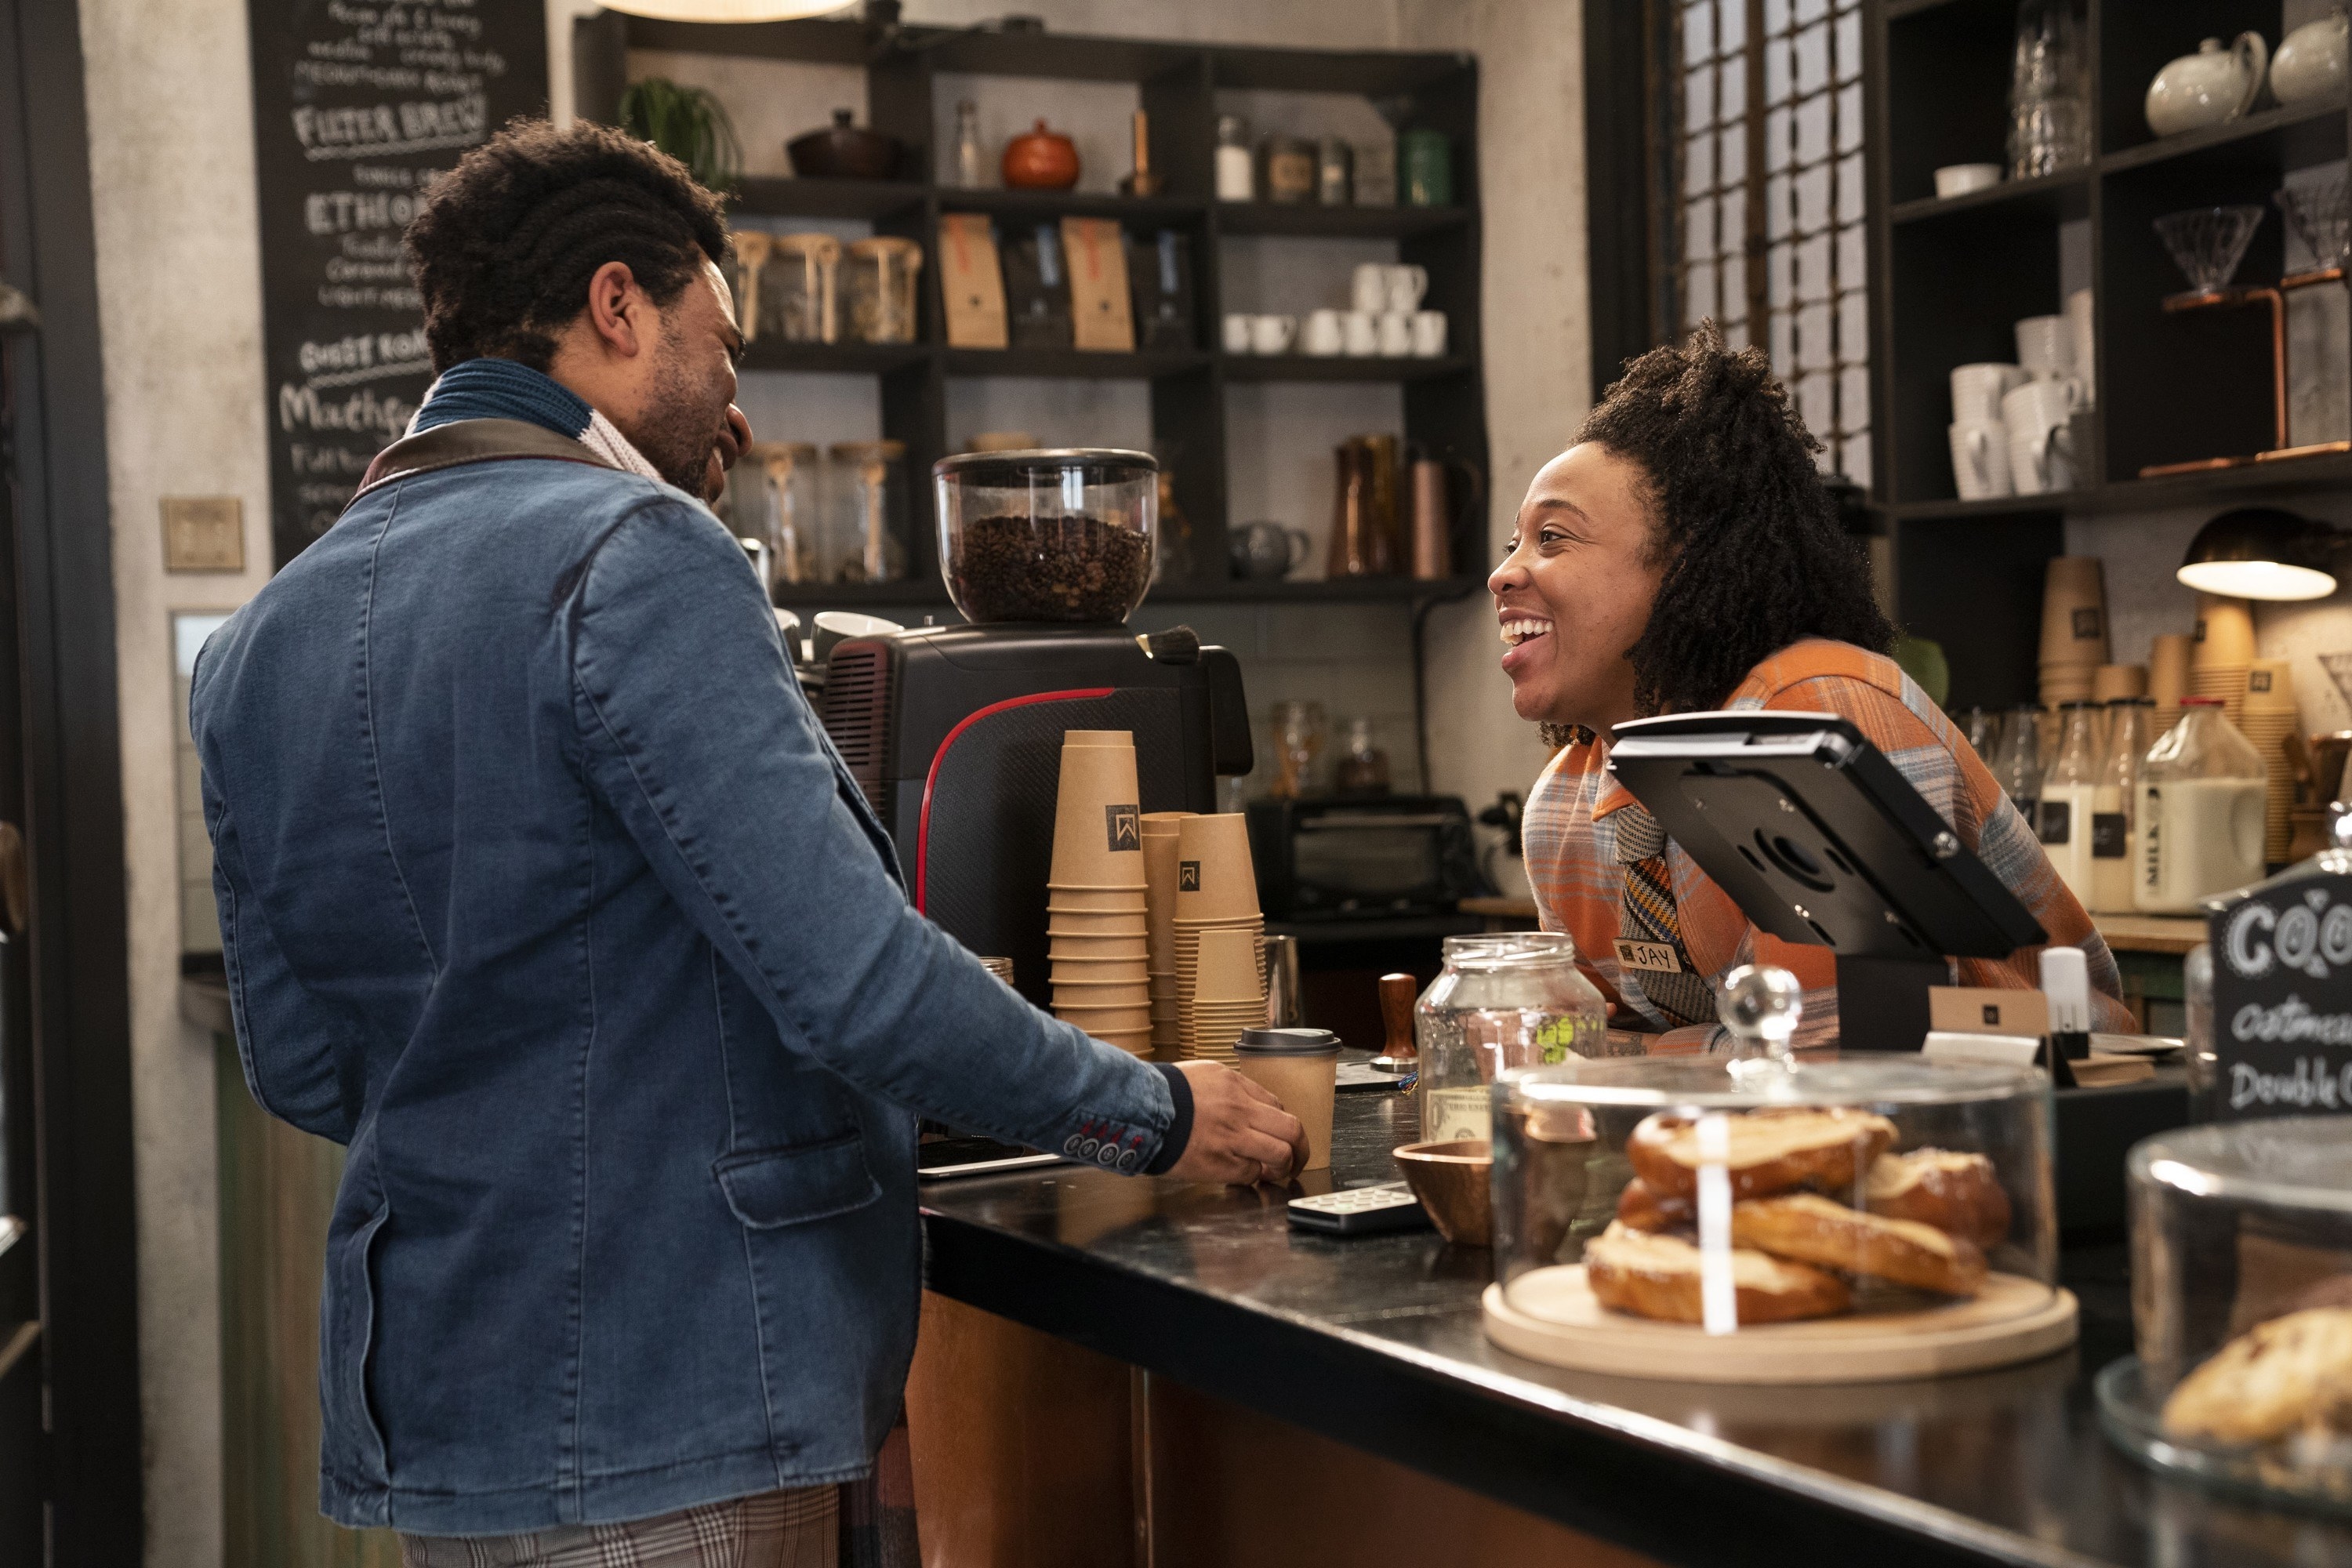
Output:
top-left (739, 341), bottom-right (931, 376)
top-left (1220, 354), bottom-right (1474, 383)
top-left (1209, 44), bottom-right (1468, 96)
top-left (1888, 168), bottom-right (2090, 228)
top-left (1215, 202), bottom-right (1472, 238)
top-left (936, 189), bottom-right (1207, 225)
top-left (1886, 452), bottom-right (2352, 520)
top-left (1151, 575), bottom-right (1485, 604)
top-left (730, 176), bottom-right (928, 222)
top-left (2100, 97), bottom-right (2349, 180)
top-left (942, 347), bottom-right (1210, 380)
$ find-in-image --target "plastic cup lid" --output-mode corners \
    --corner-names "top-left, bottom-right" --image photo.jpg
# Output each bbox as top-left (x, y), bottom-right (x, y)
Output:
top-left (1236, 1026), bottom-right (1341, 1056)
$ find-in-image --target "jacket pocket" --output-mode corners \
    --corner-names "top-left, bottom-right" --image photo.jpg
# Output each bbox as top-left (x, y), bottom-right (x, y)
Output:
top-left (713, 1134), bottom-right (882, 1229)
top-left (320, 1195), bottom-right (393, 1486)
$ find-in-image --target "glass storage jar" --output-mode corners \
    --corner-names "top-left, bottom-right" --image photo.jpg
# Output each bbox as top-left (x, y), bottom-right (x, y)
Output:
top-left (2098, 1118), bottom-right (2352, 1511)
top-left (843, 235), bottom-right (923, 344)
top-left (764, 233), bottom-right (840, 344)
top-left (731, 441), bottom-right (821, 591)
top-left (1486, 1057), bottom-right (2063, 1380)
top-left (1414, 933), bottom-right (1608, 1145)
top-left (2135, 696), bottom-right (2267, 913)
top-left (824, 440), bottom-right (906, 585)
top-left (934, 448), bottom-right (1156, 623)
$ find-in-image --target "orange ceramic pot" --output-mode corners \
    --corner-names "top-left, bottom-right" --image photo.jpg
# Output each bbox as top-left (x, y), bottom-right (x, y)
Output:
top-left (1002, 119), bottom-right (1080, 190)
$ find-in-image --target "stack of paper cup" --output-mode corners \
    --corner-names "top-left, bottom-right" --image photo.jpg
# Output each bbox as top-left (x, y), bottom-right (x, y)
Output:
top-left (2150, 633), bottom-right (2195, 739)
top-left (978, 956), bottom-right (1015, 987)
top-left (2039, 557), bottom-right (2109, 706)
top-left (1172, 813), bottom-right (1265, 1062)
top-left (2191, 594), bottom-right (2256, 728)
top-left (1142, 811), bottom-right (1192, 1059)
top-left (2241, 658), bottom-right (2299, 863)
top-left (1047, 730), bottom-right (1151, 1057)
top-left (1187, 927), bottom-right (1266, 1064)
top-left (2092, 664), bottom-right (2147, 702)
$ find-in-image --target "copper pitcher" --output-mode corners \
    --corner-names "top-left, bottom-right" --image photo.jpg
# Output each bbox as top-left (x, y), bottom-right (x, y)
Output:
top-left (1328, 436), bottom-right (1399, 577)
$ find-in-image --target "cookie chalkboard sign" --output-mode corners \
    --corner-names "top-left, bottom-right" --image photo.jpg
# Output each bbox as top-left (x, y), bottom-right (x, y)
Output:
top-left (2207, 872), bottom-right (2352, 1120)
top-left (247, 2), bottom-right (546, 567)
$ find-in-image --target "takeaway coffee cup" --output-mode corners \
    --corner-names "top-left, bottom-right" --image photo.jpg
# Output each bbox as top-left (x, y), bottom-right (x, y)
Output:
top-left (1235, 1026), bottom-right (1340, 1171)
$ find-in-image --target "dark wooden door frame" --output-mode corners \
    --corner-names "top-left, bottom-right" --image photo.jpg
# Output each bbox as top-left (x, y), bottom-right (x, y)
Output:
top-left (0, 0), bottom-right (144, 1559)
top-left (1582, 0), bottom-right (1672, 404)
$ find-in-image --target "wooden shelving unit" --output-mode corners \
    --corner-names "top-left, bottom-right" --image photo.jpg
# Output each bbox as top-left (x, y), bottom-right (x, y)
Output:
top-left (574, 12), bottom-right (1490, 608)
top-left (1869, 0), bottom-right (2352, 707)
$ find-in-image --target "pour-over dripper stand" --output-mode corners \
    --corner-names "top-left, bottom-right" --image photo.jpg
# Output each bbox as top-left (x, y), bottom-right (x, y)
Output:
top-left (2263, 180), bottom-right (2352, 465)
top-left (1718, 964), bottom-right (1804, 1083)
top-left (2143, 205), bottom-right (2295, 477)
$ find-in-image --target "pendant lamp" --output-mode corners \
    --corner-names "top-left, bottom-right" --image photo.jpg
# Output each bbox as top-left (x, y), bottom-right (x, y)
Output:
top-left (2176, 506), bottom-right (2345, 601)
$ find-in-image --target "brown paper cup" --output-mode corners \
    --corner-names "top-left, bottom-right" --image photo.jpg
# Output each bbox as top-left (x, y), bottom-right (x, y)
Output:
top-left (2245, 657), bottom-right (2299, 715)
top-left (1141, 811), bottom-right (1191, 835)
top-left (1174, 814), bottom-right (1260, 923)
top-left (1093, 1031), bottom-right (1154, 1057)
top-left (1049, 912), bottom-right (1149, 934)
top-left (1192, 926), bottom-right (1264, 1004)
top-left (1144, 830), bottom-right (1183, 971)
top-left (1051, 975), bottom-right (1152, 1000)
top-left (1055, 1003), bottom-right (1153, 1033)
top-left (2092, 663), bottom-right (2148, 702)
top-left (2194, 594), bottom-right (2256, 668)
top-left (2149, 633), bottom-right (2194, 707)
top-left (2039, 557), bottom-right (2109, 666)
top-left (1051, 962), bottom-right (1150, 986)
top-left (1051, 932), bottom-right (1149, 960)
top-left (1050, 741), bottom-right (1145, 887)
top-left (1062, 729), bottom-right (1135, 747)
top-left (1047, 887), bottom-right (1149, 911)
top-left (1235, 1052), bottom-right (1337, 1172)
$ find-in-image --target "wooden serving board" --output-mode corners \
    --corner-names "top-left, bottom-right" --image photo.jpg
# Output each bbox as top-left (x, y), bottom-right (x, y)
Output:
top-left (1483, 1268), bottom-right (2078, 1384)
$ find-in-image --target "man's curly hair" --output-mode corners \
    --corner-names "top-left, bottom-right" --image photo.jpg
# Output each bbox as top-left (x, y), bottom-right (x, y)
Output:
top-left (405, 118), bottom-right (732, 374)
top-left (1541, 321), bottom-right (1893, 747)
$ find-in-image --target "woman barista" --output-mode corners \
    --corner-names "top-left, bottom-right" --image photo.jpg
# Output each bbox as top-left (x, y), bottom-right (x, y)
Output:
top-left (1494, 324), bottom-right (2129, 1047)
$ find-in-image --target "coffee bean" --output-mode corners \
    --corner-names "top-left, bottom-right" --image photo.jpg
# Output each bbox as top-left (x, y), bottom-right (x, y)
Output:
top-left (950, 514), bottom-right (1151, 622)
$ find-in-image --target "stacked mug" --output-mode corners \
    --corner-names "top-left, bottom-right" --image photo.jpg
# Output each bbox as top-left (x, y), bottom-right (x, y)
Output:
top-left (2191, 593), bottom-right (2256, 728)
top-left (2240, 657), bottom-right (2299, 863)
top-left (1142, 811), bottom-right (1194, 1058)
top-left (1948, 293), bottom-right (2092, 500)
top-left (1046, 730), bottom-right (1152, 1057)
top-left (2040, 557), bottom-right (2109, 706)
top-left (1171, 813), bottom-right (1265, 1062)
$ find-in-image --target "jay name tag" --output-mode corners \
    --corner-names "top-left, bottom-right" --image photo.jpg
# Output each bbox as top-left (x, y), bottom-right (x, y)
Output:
top-left (1613, 938), bottom-right (1682, 974)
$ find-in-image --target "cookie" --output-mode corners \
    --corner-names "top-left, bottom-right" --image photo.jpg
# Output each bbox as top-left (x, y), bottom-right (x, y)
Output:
top-left (2162, 1308), bottom-right (2352, 1445)
top-left (1624, 1106), bottom-right (1896, 1201)
top-left (1584, 1220), bottom-right (1850, 1325)
top-left (1864, 1149), bottom-right (2013, 1250)
top-left (1730, 1192), bottom-right (1987, 1297)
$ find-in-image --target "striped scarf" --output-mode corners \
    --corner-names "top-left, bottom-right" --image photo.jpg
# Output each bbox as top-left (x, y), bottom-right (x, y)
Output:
top-left (406, 358), bottom-right (667, 484)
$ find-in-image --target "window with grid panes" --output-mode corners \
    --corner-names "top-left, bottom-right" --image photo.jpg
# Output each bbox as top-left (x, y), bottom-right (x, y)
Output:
top-left (1668, 0), bottom-right (1871, 488)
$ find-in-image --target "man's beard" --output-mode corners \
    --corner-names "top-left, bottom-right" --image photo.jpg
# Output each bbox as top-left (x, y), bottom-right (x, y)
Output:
top-left (622, 340), bottom-right (728, 495)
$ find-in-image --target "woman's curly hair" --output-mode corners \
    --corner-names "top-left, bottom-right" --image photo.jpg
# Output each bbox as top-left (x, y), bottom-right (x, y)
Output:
top-left (1541, 322), bottom-right (1893, 747)
top-left (405, 118), bottom-right (732, 374)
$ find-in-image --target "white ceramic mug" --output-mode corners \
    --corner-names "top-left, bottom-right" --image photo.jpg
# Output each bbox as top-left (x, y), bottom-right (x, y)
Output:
top-left (1221, 313), bottom-right (1253, 354)
top-left (1934, 162), bottom-right (2003, 199)
top-left (2065, 288), bottom-right (2095, 407)
top-left (1342, 310), bottom-right (1379, 357)
top-left (1949, 421), bottom-right (2013, 501)
top-left (1383, 263), bottom-right (1429, 314)
top-left (1250, 314), bottom-right (1298, 354)
top-left (2014, 314), bottom-right (2074, 381)
top-left (2002, 378), bottom-right (2080, 494)
top-left (1951, 361), bottom-right (2029, 424)
top-left (1351, 263), bottom-right (1388, 315)
top-left (1410, 310), bottom-right (1446, 357)
top-left (1303, 309), bottom-right (1345, 356)
top-left (1376, 311), bottom-right (1412, 356)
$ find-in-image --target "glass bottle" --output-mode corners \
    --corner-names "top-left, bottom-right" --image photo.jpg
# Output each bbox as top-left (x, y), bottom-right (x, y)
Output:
top-left (825, 440), bottom-right (907, 584)
top-left (1267, 700), bottom-right (1327, 799)
top-left (1962, 706), bottom-right (2003, 768)
top-left (2134, 698), bottom-right (2267, 913)
top-left (1335, 717), bottom-right (1391, 794)
top-left (2008, 0), bottom-right (2091, 177)
top-left (1993, 702), bottom-right (2045, 833)
top-left (2041, 702), bottom-right (2101, 905)
top-left (2090, 698), bottom-right (2152, 914)
top-left (1414, 934), bottom-right (1609, 1145)
top-left (953, 100), bottom-right (984, 188)
top-left (1214, 114), bottom-right (1253, 201)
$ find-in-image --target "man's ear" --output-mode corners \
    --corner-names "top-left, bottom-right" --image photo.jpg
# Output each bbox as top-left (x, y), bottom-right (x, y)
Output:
top-left (584, 260), bottom-right (646, 358)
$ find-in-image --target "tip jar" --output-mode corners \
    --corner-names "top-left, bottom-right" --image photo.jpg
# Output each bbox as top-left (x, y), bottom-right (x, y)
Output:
top-left (1412, 932), bottom-right (1609, 1145)
top-left (1483, 1057), bottom-right (2070, 1381)
top-left (934, 448), bottom-right (1157, 623)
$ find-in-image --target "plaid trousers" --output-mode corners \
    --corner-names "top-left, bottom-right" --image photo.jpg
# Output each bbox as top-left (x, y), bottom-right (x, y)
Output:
top-left (398, 1421), bottom-right (920, 1568)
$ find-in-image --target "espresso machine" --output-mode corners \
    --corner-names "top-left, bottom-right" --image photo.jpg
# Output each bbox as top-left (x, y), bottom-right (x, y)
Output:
top-left (817, 450), bottom-right (1253, 1007)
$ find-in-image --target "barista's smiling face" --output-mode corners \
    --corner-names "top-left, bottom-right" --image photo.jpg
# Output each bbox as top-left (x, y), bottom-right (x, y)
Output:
top-left (1489, 442), bottom-right (1666, 737)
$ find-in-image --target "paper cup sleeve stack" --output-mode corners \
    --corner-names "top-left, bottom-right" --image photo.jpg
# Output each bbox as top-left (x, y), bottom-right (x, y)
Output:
top-left (1172, 812), bottom-right (1266, 1063)
top-left (2039, 557), bottom-right (2108, 707)
top-left (2190, 594), bottom-right (2256, 729)
top-left (1046, 730), bottom-right (1152, 1057)
top-left (2239, 656), bottom-right (2299, 864)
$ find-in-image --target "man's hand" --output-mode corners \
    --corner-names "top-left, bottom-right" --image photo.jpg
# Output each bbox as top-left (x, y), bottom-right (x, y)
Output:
top-left (1165, 1062), bottom-right (1309, 1185)
top-left (702, 403), bottom-right (752, 504)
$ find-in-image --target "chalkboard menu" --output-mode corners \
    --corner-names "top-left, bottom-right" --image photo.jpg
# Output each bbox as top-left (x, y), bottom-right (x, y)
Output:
top-left (2208, 871), bottom-right (2352, 1120)
top-left (248, 2), bottom-right (547, 567)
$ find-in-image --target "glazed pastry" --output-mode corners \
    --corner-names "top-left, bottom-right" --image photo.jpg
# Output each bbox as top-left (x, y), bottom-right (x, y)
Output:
top-left (1731, 1192), bottom-right (1987, 1296)
top-left (2162, 1308), bottom-right (2352, 1444)
top-left (1624, 1106), bottom-right (1896, 1201)
top-left (1584, 1220), bottom-right (1849, 1325)
top-left (1614, 1178), bottom-right (1695, 1233)
top-left (1864, 1149), bottom-right (2013, 1250)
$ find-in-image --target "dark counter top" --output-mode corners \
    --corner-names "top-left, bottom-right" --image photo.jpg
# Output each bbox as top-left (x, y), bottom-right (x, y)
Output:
top-left (919, 1084), bottom-right (2352, 1568)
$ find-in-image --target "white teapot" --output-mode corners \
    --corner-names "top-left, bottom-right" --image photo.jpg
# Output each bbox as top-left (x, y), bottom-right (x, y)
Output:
top-left (2145, 34), bottom-right (2270, 137)
top-left (2271, 5), bottom-right (2347, 107)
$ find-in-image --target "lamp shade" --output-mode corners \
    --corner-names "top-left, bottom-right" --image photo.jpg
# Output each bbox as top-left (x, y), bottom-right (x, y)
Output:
top-left (2176, 506), bottom-right (2342, 601)
top-left (600, 0), bottom-right (850, 19)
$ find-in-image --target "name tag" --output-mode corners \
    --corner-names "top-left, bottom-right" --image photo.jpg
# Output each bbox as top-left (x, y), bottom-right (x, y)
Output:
top-left (1614, 938), bottom-right (1682, 974)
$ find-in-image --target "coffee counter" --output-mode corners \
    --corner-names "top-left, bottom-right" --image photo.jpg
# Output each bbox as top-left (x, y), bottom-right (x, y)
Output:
top-left (916, 1083), bottom-right (2352, 1568)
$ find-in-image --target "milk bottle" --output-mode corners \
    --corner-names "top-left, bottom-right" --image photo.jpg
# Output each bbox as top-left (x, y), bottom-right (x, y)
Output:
top-left (2040, 702), bottom-right (2102, 906)
top-left (2134, 698), bottom-right (2267, 913)
top-left (2090, 699), bottom-right (2153, 914)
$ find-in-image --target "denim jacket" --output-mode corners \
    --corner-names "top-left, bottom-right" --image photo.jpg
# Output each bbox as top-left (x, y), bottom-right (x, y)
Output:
top-left (191, 362), bottom-right (1185, 1534)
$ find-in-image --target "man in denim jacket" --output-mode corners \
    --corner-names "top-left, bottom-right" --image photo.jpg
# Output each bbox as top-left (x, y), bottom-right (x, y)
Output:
top-left (191, 122), bottom-right (1304, 1558)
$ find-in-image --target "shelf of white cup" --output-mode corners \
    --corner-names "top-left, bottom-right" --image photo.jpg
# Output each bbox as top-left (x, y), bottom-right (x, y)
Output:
top-left (1218, 352), bottom-right (1475, 382)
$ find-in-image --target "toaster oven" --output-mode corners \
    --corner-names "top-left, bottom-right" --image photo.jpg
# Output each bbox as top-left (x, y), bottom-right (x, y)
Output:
top-left (1246, 796), bottom-right (1486, 919)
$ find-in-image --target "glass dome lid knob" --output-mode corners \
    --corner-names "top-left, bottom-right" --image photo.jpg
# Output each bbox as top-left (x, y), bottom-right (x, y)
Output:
top-left (1718, 964), bottom-right (1803, 1060)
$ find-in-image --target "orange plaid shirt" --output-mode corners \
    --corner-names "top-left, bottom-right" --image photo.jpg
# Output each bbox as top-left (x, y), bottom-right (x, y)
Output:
top-left (1524, 638), bottom-right (2132, 1047)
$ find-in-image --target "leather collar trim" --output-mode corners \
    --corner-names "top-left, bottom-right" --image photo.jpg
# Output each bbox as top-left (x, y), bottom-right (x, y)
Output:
top-left (352, 419), bottom-right (613, 507)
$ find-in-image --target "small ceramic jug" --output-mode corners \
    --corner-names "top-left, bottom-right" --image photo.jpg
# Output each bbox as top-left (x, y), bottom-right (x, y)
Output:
top-left (2272, 5), bottom-right (2348, 107)
top-left (1002, 120), bottom-right (1079, 190)
top-left (2145, 34), bottom-right (2269, 138)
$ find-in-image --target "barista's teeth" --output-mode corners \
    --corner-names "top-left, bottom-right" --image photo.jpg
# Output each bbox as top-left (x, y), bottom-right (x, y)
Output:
top-left (1500, 619), bottom-right (1553, 646)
